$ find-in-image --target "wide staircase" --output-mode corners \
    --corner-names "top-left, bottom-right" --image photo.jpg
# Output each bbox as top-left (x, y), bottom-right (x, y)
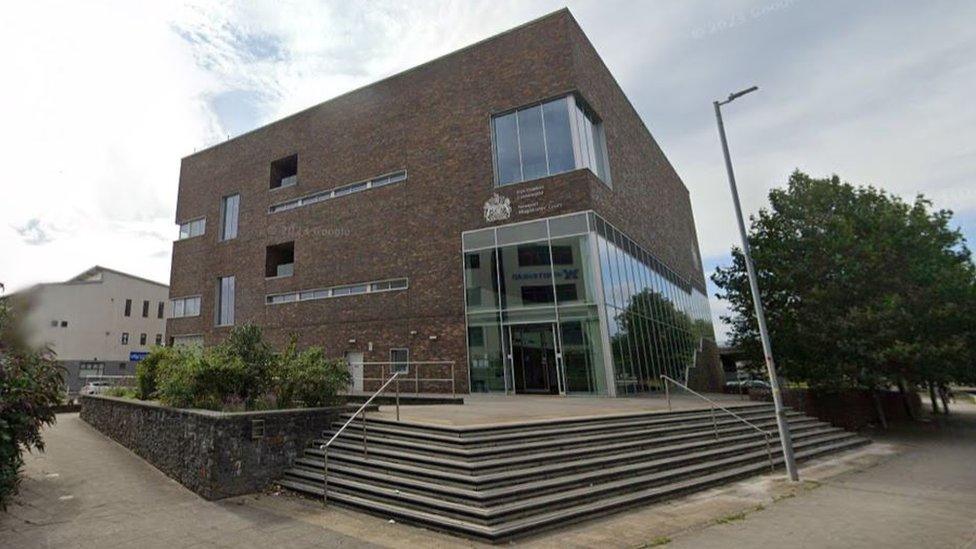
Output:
top-left (277, 403), bottom-right (869, 542)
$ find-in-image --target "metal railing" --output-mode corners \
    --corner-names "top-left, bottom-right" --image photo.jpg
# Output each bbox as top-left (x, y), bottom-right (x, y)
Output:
top-left (320, 371), bottom-right (402, 506)
top-left (661, 374), bottom-right (775, 472)
top-left (360, 360), bottom-right (456, 399)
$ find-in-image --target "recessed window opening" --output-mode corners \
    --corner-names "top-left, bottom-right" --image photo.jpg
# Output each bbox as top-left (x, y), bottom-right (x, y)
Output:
top-left (270, 154), bottom-right (298, 189)
top-left (266, 242), bottom-right (295, 278)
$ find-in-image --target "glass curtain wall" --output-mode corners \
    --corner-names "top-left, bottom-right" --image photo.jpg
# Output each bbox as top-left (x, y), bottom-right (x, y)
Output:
top-left (591, 215), bottom-right (714, 395)
top-left (463, 212), bottom-right (606, 395)
top-left (463, 211), bottom-right (714, 396)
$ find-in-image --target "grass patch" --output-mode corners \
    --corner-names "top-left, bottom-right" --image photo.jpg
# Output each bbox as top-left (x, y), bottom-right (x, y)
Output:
top-left (715, 504), bottom-right (766, 525)
top-left (644, 536), bottom-right (671, 547)
top-left (715, 511), bottom-right (748, 524)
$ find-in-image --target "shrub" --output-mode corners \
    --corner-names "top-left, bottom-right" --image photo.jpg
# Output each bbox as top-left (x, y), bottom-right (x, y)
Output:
top-left (276, 344), bottom-right (350, 408)
top-left (0, 289), bottom-right (65, 509)
top-left (153, 326), bottom-right (349, 411)
top-left (104, 386), bottom-right (138, 398)
top-left (213, 325), bottom-right (275, 403)
top-left (155, 346), bottom-right (247, 411)
top-left (135, 346), bottom-right (175, 399)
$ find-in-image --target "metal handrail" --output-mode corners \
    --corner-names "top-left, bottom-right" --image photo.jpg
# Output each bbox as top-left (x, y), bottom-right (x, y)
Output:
top-left (359, 360), bottom-right (456, 398)
top-left (320, 371), bottom-right (402, 506)
top-left (661, 374), bottom-right (775, 472)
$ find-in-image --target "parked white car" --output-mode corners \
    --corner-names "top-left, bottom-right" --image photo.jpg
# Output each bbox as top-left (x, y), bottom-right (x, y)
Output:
top-left (80, 380), bottom-right (112, 396)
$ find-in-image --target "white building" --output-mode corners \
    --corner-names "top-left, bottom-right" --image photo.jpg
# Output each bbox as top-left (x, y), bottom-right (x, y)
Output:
top-left (17, 266), bottom-right (169, 394)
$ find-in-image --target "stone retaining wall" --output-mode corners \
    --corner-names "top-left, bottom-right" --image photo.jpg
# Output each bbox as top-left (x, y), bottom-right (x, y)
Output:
top-left (80, 395), bottom-right (348, 499)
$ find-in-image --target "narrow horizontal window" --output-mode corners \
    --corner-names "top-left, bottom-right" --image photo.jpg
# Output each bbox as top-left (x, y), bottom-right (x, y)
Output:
top-left (171, 296), bottom-right (201, 318)
top-left (269, 170), bottom-right (407, 214)
top-left (178, 218), bottom-right (206, 240)
top-left (266, 277), bottom-right (408, 305)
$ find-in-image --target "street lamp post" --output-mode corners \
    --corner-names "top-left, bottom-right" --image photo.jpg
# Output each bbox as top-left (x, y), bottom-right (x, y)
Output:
top-left (714, 86), bottom-right (799, 482)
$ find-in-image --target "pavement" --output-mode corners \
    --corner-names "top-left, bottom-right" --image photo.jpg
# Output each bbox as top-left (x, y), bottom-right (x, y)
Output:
top-left (1, 402), bottom-right (974, 548)
top-left (665, 402), bottom-right (976, 549)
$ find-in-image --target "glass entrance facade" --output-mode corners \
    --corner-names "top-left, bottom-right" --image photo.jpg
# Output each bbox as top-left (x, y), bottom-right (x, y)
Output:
top-left (463, 211), bottom-right (714, 396)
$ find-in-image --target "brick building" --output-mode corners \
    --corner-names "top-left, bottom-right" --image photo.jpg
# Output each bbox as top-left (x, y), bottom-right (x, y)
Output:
top-left (168, 9), bottom-right (723, 396)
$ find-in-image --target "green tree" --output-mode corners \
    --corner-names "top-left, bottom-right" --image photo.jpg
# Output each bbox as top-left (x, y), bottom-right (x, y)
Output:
top-left (610, 288), bottom-right (701, 390)
top-left (713, 171), bottom-right (976, 415)
top-left (0, 284), bottom-right (66, 508)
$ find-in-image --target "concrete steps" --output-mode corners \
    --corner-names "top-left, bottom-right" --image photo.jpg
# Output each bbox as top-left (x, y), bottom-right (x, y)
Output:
top-left (277, 404), bottom-right (869, 542)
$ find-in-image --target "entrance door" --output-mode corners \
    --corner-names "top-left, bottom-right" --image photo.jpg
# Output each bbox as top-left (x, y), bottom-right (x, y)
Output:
top-left (509, 323), bottom-right (560, 394)
top-left (345, 351), bottom-right (364, 392)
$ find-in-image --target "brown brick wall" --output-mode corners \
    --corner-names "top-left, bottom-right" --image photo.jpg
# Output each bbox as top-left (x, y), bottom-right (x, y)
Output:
top-left (167, 9), bottom-right (721, 393)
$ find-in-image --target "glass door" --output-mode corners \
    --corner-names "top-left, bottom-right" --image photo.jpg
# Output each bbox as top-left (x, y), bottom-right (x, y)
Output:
top-left (507, 323), bottom-right (561, 394)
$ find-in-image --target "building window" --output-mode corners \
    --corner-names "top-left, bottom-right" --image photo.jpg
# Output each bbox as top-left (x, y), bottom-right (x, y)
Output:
top-left (50, 320), bottom-right (58, 327)
top-left (390, 348), bottom-right (409, 374)
top-left (171, 296), bottom-right (201, 318)
top-left (269, 170), bottom-right (407, 213)
top-left (157, 302), bottom-right (164, 319)
top-left (121, 332), bottom-right (129, 345)
top-left (217, 276), bottom-right (235, 326)
top-left (492, 95), bottom-right (610, 187)
top-left (139, 333), bottom-right (147, 345)
top-left (155, 334), bottom-right (162, 346)
top-left (270, 154), bottom-right (298, 190)
top-left (79, 361), bottom-right (104, 380)
top-left (61, 321), bottom-right (68, 327)
top-left (265, 242), bottom-right (295, 278)
top-left (124, 299), bottom-right (132, 317)
top-left (142, 300), bottom-right (150, 317)
top-left (172, 334), bottom-right (204, 348)
top-left (468, 327), bottom-right (484, 347)
top-left (178, 218), bottom-right (206, 240)
top-left (517, 244), bottom-right (550, 267)
top-left (220, 194), bottom-right (240, 240)
top-left (266, 278), bottom-right (408, 305)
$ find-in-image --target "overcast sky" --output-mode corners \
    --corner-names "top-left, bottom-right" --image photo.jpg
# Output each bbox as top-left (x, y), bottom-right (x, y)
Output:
top-left (2, 0), bottom-right (974, 343)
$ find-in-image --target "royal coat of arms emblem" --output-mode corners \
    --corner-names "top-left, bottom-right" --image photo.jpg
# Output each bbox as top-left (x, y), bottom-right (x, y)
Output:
top-left (483, 193), bottom-right (512, 223)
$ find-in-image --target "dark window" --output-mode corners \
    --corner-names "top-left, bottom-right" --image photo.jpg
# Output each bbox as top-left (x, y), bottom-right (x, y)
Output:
top-left (561, 322), bottom-right (585, 345)
top-left (139, 333), bottom-right (147, 345)
top-left (551, 245), bottom-right (574, 265)
top-left (121, 332), bottom-right (129, 345)
top-left (50, 320), bottom-right (58, 327)
top-left (519, 284), bottom-right (577, 304)
top-left (556, 283), bottom-right (578, 302)
top-left (390, 348), bottom-right (409, 374)
top-left (465, 254), bottom-right (481, 269)
top-left (465, 287), bottom-right (482, 307)
top-left (155, 334), bottom-right (162, 346)
top-left (270, 154), bottom-right (298, 189)
top-left (467, 327), bottom-right (484, 347)
top-left (517, 245), bottom-right (550, 267)
top-left (265, 242), bottom-right (295, 277)
top-left (60, 321), bottom-right (68, 327)
top-left (157, 302), bottom-right (164, 319)
top-left (124, 299), bottom-right (132, 317)
top-left (142, 300), bottom-right (149, 317)
top-left (520, 285), bottom-right (554, 304)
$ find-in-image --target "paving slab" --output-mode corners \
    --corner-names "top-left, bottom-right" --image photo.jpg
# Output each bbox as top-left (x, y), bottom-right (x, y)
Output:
top-left (367, 392), bottom-right (756, 427)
